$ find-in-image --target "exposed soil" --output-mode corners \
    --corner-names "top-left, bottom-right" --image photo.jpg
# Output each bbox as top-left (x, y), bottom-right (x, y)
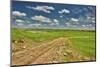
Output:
top-left (12, 37), bottom-right (92, 66)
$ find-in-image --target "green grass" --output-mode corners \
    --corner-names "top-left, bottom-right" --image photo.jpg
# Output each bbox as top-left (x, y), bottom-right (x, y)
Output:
top-left (12, 28), bottom-right (96, 58)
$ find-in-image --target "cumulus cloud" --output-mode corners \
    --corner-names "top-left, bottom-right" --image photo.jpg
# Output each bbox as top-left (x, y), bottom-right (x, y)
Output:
top-left (58, 9), bottom-right (70, 14)
top-left (87, 24), bottom-right (92, 27)
top-left (28, 23), bottom-right (41, 27)
top-left (65, 23), bottom-right (77, 27)
top-left (79, 15), bottom-right (96, 24)
top-left (70, 18), bottom-right (79, 24)
top-left (49, 22), bottom-right (59, 26)
top-left (17, 23), bottom-right (24, 26)
top-left (60, 16), bottom-right (63, 18)
top-left (82, 25), bottom-right (86, 27)
top-left (31, 15), bottom-right (52, 23)
top-left (12, 11), bottom-right (26, 17)
top-left (92, 20), bottom-right (95, 23)
top-left (91, 17), bottom-right (96, 23)
top-left (82, 24), bottom-right (92, 27)
top-left (45, 19), bottom-right (59, 26)
top-left (71, 18), bottom-right (79, 22)
top-left (27, 6), bottom-right (55, 13)
top-left (65, 23), bottom-right (71, 26)
top-left (69, 18), bottom-right (79, 25)
top-left (49, 23), bottom-right (55, 26)
top-left (53, 19), bottom-right (59, 23)
top-left (15, 19), bottom-right (24, 23)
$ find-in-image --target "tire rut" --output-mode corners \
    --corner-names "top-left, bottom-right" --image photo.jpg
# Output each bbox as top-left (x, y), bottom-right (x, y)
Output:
top-left (12, 37), bottom-right (71, 65)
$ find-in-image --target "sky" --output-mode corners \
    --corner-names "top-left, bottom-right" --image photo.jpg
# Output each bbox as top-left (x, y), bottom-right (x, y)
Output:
top-left (12, 0), bottom-right (96, 30)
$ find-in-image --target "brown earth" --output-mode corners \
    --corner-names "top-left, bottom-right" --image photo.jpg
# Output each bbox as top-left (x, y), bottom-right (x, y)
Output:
top-left (12, 37), bottom-right (91, 66)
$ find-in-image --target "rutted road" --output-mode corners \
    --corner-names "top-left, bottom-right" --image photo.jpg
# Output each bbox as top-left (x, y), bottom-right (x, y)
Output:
top-left (12, 37), bottom-right (72, 65)
top-left (12, 37), bottom-right (91, 66)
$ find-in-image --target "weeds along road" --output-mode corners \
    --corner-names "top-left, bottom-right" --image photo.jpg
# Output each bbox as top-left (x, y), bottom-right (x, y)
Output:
top-left (12, 37), bottom-right (74, 65)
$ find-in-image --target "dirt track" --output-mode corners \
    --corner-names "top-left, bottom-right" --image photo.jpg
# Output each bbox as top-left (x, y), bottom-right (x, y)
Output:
top-left (12, 37), bottom-right (90, 65)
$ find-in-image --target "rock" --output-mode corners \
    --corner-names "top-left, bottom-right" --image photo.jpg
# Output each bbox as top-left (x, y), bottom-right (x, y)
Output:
top-left (52, 61), bottom-right (58, 63)
top-left (63, 52), bottom-right (68, 56)
top-left (66, 50), bottom-right (73, 54)
top-left (23, 46), bottom-right (26, 49)
top-left (12, 39), bottom-right (25, 44)
top-left (12, 40), bottom-right (18, 43)
top-left (18, 39), bottom-right (24, 43)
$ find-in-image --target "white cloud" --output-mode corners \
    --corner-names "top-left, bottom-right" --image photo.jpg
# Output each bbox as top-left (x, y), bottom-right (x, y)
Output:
top-left (58, 9), bottom-right (70, 14)
top-left (85, 16), bottom-right (96, 23)
top-left (28, 23), bottom-right (41, 27)
top-left (69, 18), bottom-right (79, 25)
top-left (79, 16), bottom-right (93, 24)
top-left (53, 19), bottom-right (59, 23)
top-left (49, 23), bottom-right (55, 26)
top-left (27, 6), bottom-right (55, 13)
top-left (92, 20), bottom-right (95, 23)
top-left (17, 23), bottom-right (24, 26)
top-left (15, 19), bottom-right (24, 23)
top-left (71, 18), bottom-right (79, 22)
top-left (87, 24), bottom-right (92, 27)
top-left (49, 22), bottom-right (59, 26)
top-left (82, 24), bottom-right (92, 27)
top-left (65, 23), bottom-right (71, 26)
top-left (91, 17), bottom-right (96, 23)
top-left (91, 17), bottom-right (95, 20)
top-left (87, 16), bottom-right (92, 19)
top-left (60, 16), bottom-right (63, 18)
top-left (31, 15), bottom-right (52, 23)
top-left (12, 11), bottom-right (26, 17)
top-left (26, 21), bottom-right (31, 23)
top-left (55, 22), bottom-right (59, 25)
top-left (82, 25), bottom-right (86, 27)
top-left (65, 23), bottom-right (77, 27)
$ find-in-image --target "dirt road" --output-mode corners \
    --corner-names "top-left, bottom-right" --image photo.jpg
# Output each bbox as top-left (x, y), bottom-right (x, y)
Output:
top-left (12, 37), bottom-right (89, 65)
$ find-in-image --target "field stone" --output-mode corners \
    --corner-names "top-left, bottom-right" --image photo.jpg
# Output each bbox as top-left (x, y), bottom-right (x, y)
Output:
top-left (63, 52), bottom-right (68, 56)
top-left (12, 40), bottom-right (18, 43)
top-left (52, 61), bottom-right (58, 63)
top-left (66, 50), bottom-right (73, 53)
top-left (18, 39), bottom-right (24, 43)
top-left (23, 46), bottom-right (26, 49)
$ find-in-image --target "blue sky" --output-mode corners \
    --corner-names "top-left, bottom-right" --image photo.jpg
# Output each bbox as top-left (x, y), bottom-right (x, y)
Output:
top-left (12, 1), bottom-right (96, 30)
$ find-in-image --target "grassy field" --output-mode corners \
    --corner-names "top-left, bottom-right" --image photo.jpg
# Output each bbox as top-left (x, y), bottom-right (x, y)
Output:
top-left (12, 28), bottom-right (96, 64)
